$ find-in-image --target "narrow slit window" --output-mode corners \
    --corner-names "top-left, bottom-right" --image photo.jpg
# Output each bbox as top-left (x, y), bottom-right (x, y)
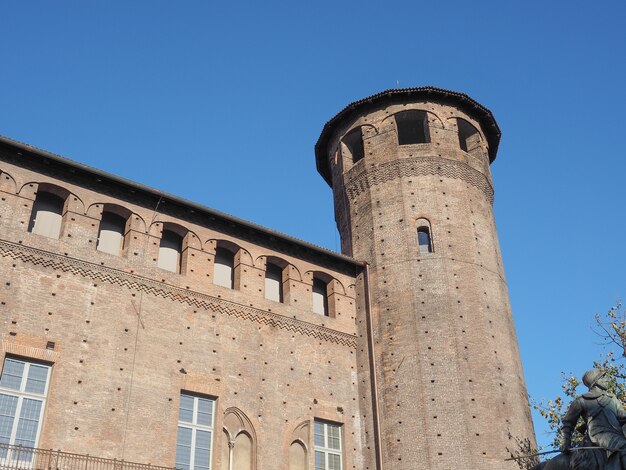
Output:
top-left (417, 227), bottom-right (432, 254)
top-left (312, 277), bottom-right (329, 316)
top-left (395, 110), bottom-right (430, 145)
top-left (213, 247), bottom-right (235, 289)
top-left (28, 191), bottom-right (65, 239)
top-left (158, 229), bottom-right (183, 273)
top-left (97, 212), bottom-right (126, 256)
top-left (457, 118), bottom-right (481, 154)
top-left (342, 127), bottom-right (365, 163)
top-left (265, 262), bottom-right (283, 303)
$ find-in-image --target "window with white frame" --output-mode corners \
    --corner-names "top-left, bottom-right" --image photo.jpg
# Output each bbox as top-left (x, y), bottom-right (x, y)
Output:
top-left (314, 420), bottom-right (342, 470)
top-left (175, 393), bottom-right (215, 470)
top-left (0, 357), bottom-right (51, 462)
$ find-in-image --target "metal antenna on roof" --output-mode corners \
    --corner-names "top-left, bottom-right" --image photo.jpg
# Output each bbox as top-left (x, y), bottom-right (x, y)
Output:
top-left (150, 196), bottom-right (163, 225)
top-left (397, 80), bottom-right (400, 88)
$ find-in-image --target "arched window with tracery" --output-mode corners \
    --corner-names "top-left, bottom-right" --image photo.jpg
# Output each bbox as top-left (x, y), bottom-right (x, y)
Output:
top-left (221, 408), bottom-right (256, 470)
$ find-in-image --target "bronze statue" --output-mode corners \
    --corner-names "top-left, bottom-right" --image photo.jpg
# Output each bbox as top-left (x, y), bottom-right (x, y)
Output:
top-left (529, 369), bottom-right (626, 470)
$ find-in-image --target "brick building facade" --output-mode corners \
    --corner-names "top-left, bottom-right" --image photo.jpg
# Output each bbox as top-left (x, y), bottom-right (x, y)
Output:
top-left (0, 87), bottom-right (535, 470)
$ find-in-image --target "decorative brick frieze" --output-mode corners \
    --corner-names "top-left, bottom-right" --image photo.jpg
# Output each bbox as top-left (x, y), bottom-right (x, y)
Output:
top-left (344, 156), bottom-right (494, 203)
top-left (0, 239), bottom-right (357, 348)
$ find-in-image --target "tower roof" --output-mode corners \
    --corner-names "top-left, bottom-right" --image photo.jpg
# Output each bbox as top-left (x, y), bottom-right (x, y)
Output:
top-left (314, 86), bottom-right (501, 186)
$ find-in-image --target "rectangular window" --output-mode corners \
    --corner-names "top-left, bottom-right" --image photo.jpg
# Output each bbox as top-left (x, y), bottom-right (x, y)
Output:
top-left (0, 357), bottom-right (51, 463)
top-left (176, 393), bottom-right (215, 470)
top-left (314, 420), bottom-right (342, 470)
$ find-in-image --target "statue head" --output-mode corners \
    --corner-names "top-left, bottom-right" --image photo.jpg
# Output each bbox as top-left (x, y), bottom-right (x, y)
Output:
top-left (582, 369), bottom-right (608, 390)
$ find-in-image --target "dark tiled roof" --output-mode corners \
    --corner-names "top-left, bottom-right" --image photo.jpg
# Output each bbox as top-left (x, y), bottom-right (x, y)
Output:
top-left (314, 86), bottom-right (501, 186)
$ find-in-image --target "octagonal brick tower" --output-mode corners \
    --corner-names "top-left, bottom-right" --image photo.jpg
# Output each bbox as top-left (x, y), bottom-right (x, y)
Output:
top-left (315, 87), bottom-right (535, 469)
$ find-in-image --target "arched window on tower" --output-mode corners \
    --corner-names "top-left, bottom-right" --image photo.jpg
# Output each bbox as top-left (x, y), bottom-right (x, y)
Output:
top-left (395, 110), bottom-right (430, 145)
top-left (341, 127), bottom-right (365, 163)
top-left (265, 262), bottom-right (284, 303)
top-left (158, 227), bottom-right (184, 273)
top-left (97, 208), bottom-right (128, 256)
top-left (457, 118), bottom-right (482, 157)
top-left (417, 226), bottom-right (433, 255)
top-left (28, 188), bottom-right (67, 239)
top-left (214, 247), bottom-right (236, 289)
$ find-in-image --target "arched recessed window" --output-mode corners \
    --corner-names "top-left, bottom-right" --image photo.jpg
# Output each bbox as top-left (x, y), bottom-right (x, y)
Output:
top-left (29, 190), bottom-right (66, 239)
top-left (265, 262), bottom-right (284, 303)
top-left (457, 118), bottom-right (481, 155)
top-left (395, 110), bottom-right (430, 145)
top-left (214, 247), bottom-right (235, 289)
top-left (342, 127), bottom-right (365, 163)
top-left (158, 228), bottom-right (183, 273)
top-left (417, 227), bottom-right (433, 254)
top-left (231, 433), bottom-right (252, 470)
top-left (288, 441), bottom-right (307, 470)
top-left (97, 211), bottom-right (127, 256)
top-left (222, 408), bottom-right (256, 470)
top-left (312, 277), bottom-right (330, 316)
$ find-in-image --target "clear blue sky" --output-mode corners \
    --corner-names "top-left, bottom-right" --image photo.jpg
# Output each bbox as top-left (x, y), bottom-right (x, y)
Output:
top-left (1, 0), bottom-right (624, 450)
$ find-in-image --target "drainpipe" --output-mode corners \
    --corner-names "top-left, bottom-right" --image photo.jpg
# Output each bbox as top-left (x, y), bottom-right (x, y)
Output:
top-left (363, 263), bottom-right (383, 470)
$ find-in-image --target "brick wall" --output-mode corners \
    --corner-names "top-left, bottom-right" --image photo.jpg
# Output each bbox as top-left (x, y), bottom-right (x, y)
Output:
top-left (0, 145), bottom-right (371, 470)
